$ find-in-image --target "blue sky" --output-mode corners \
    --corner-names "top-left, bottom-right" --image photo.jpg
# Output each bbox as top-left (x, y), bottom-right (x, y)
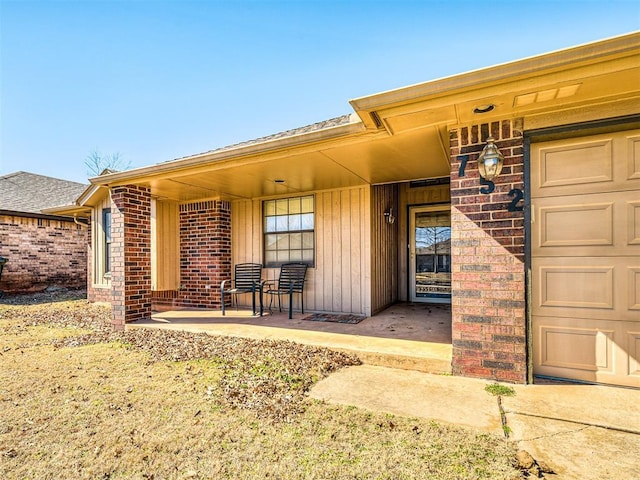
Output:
top-left (1, 0), bottom-right (638, 184)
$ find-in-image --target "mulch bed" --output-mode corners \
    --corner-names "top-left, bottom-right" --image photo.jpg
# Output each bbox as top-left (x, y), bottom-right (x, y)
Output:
top-left (303, 313), bottom-right (366, 324)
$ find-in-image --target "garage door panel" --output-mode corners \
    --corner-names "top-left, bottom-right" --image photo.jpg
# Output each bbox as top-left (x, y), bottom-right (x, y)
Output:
top-left (629, 267), bottom-right (640, 311)
top-left (533, 257), bottom-right (636, 322)
top-left (537, 264), bottom-right (613, 309)
top-left (538, 323), bottom-right (613, 371)
top-left (533, 189), bottom-right (640, 256)
top-left (629, 200), bottom-right (640, 244)
top-left (536, 138), bottom-right (613, 188)
top-left (534, 316), bottom-right (640, 386)
top-left (531, 130), bottom-right (640, 197)
top-left (539, 202), bottom-right (613, 247)
top-left (628, 331), bottom-right (640, 377)
top-left (628, 134), bottom-right (640, 180)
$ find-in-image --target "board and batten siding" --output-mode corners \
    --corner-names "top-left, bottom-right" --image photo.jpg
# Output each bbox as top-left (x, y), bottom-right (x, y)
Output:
top-left (232, 186), bottom-right (372, 316)
top-left (370, 184), bottom-right (399, 314)
top-left (151, 199), bottom-right (180, 291)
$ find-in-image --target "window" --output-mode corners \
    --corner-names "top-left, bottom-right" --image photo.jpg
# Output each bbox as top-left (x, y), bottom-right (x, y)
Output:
top-left (102, 208), bottom-right (112, 275)
top-left (263, 195), bottom-right (314, 267)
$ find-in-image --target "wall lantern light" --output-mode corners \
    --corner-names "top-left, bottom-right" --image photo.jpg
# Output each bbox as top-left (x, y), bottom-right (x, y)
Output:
top-left (477, 136), bottom-right (504, 181)
top-left (384, 207), bottom-right (395, 224)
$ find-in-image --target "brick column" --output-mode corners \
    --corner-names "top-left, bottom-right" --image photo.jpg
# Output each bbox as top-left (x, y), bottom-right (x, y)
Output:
top-left (110, 185), bottom-right (151, 330)
top-left (449, 119), bottom-right (527, 383)
top-left (178, 200), bottom-right (231, 308)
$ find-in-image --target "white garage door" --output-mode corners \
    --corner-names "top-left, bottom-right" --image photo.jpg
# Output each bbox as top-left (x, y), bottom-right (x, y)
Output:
top-left (531, 128), bottom-right (640, 387)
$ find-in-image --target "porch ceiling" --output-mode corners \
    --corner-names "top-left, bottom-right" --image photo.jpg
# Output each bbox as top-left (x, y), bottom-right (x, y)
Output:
top-left (147, 125), bottom-right (450, 202)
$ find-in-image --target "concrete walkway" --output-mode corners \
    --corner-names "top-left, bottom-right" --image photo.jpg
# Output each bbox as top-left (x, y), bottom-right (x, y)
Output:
top-left (310, 365), bottom-right (640, 480)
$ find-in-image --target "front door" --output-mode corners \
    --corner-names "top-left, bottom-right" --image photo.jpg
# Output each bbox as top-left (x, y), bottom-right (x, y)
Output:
top-left (409, 206), bottom-right (451, 303)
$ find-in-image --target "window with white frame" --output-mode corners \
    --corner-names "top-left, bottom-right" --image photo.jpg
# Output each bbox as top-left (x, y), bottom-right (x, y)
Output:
top-left (263, 195), bottom-right (314, 267)
top-left (102, 208), bottom-right (112, 275)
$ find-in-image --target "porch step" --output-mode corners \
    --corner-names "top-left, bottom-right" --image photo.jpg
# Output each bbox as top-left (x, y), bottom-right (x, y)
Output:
top-left (351, 350), bottom-right (452, 375)
top-left (134, 308), bottom-right (453, 375)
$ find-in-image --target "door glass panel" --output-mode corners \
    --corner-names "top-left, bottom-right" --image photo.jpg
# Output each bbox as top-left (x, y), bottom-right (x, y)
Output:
top-left (414, 210), bottom-right (451, 302)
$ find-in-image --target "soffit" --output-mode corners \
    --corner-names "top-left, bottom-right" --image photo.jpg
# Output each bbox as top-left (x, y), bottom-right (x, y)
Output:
top-left (146, 126), bottom-right (450, 202)
top-left (369, 53), bottom-right (640, 134)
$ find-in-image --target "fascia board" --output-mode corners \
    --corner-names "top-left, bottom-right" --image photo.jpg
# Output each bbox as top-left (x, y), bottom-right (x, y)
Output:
top-left (76, 184), bottom-right (108, 207)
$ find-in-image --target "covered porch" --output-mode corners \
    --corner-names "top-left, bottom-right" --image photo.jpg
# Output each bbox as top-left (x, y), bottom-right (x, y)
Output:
top-left (129, 302), bottom-right (453, 374)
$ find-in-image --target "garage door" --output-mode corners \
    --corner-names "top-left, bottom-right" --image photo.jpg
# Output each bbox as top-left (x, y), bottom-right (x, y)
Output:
top-left (531, 128), bottom-right (640, 387)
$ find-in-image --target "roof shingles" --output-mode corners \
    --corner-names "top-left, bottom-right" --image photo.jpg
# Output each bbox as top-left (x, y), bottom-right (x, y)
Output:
top-left (165, 114), bottom-right (354, 164)
top-left (0, 171), bottom-right (87, 214)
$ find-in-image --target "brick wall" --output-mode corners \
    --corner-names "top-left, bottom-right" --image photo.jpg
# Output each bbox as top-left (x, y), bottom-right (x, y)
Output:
top-left (177, 200), bottom-right (231, 308)
top-left (110, 185), bottom-right (151, 330)
top-left (0, 214), bottom-right (87, 293)
top-left (449, 118), bottom-right (527, 383)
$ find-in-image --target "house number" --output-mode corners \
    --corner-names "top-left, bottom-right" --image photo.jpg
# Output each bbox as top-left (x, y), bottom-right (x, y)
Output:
top-left (479, 178), bottom-right (495, 194)
top-left (458, 155), bottom-right (469, 177)
top-left (458, 155), bottom-right (523, 210)
top-left (507, 188), bottom-right (524, 212)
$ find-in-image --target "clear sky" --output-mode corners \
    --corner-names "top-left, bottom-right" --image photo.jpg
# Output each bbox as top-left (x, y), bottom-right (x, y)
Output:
top-left (1, 0), bottom-right (638, 184)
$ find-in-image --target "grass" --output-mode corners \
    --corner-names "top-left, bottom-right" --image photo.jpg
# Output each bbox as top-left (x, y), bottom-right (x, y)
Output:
top-left (485, 383), bottom-right (516, 398)
top-left (0, 293), bottom-right (521, 479)
top-left (485, 383), bottom-right (516, 439)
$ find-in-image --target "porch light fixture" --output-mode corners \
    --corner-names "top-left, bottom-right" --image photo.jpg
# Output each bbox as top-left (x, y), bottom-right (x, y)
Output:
top-left (384, 207), bottom-right (395, 224)
top-left (477, 136), bottom-right (504, 181)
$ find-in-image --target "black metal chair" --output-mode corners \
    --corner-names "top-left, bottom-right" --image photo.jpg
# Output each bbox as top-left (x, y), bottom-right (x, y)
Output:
top-left (266, 263), bottom-right (308, 319)
top-left (221, 263), bottom-right (264, 316)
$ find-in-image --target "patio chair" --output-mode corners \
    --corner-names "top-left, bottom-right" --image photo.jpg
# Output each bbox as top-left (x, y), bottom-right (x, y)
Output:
top-left (221, 263), bottom-right (264, 316)
top-left (266, 262), bottom-right (308, 319)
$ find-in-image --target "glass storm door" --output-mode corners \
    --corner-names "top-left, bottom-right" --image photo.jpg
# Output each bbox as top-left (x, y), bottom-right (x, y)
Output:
top-left (409, 206), bottom-right (451, 303)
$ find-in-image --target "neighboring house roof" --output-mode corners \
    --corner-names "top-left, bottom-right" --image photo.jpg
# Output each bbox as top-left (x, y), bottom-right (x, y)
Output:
top-left (0, 171), bottom-right (88, 214)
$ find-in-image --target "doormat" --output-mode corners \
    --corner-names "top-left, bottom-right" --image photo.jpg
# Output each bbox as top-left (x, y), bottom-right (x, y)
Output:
top-left (303, 313), bottom-right (366, 324)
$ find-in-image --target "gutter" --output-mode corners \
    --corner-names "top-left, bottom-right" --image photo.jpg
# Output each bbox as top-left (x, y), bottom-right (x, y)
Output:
top-left (0, 209), bottom-right (88, 224)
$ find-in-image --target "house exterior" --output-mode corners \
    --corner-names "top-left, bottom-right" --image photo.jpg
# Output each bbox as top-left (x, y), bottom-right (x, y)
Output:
top-left (0, 171), bottom-right (88, 293)
top-left (57, 33), bottom-right (640, 387)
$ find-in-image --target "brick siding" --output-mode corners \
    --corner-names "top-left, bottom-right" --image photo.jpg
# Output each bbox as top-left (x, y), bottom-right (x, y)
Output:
top-left (110, 185), bottom-right (151, 330)
top-left (449, 118), bottom-right (527, 383)
top-left (0, 214), bottom-right (87, 293)
top-left (177, 200), bottom-right (231, 308)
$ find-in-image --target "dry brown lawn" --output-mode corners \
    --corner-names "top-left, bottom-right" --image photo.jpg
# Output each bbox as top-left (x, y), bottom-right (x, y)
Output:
top-left (0, 292), bottom-right (520, 479)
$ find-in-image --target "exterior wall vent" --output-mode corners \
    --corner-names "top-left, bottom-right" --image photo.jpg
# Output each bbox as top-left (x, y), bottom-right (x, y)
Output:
top-left (410, 177), bottom-right (451, 188)
top-left (370, 111), bottom-right (383, 128)
top-left (514, 84), bottom-right (581, 107)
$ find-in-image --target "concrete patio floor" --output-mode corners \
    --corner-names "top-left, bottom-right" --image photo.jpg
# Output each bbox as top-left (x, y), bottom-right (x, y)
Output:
top-left (129, 302), bottom-right (453, 373)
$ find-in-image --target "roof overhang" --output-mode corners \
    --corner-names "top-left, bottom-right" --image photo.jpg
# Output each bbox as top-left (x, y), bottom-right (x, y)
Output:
top-left (350, 31), bottom-right (640, 133)
top-left (41, 204), bottom-right (91, 219)
top-left (86, 32), bottom-right (640, 203)
top-left (41, 184), bottom-right (109, 218)
top-left (6, 207), bottom-right (89, 223)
